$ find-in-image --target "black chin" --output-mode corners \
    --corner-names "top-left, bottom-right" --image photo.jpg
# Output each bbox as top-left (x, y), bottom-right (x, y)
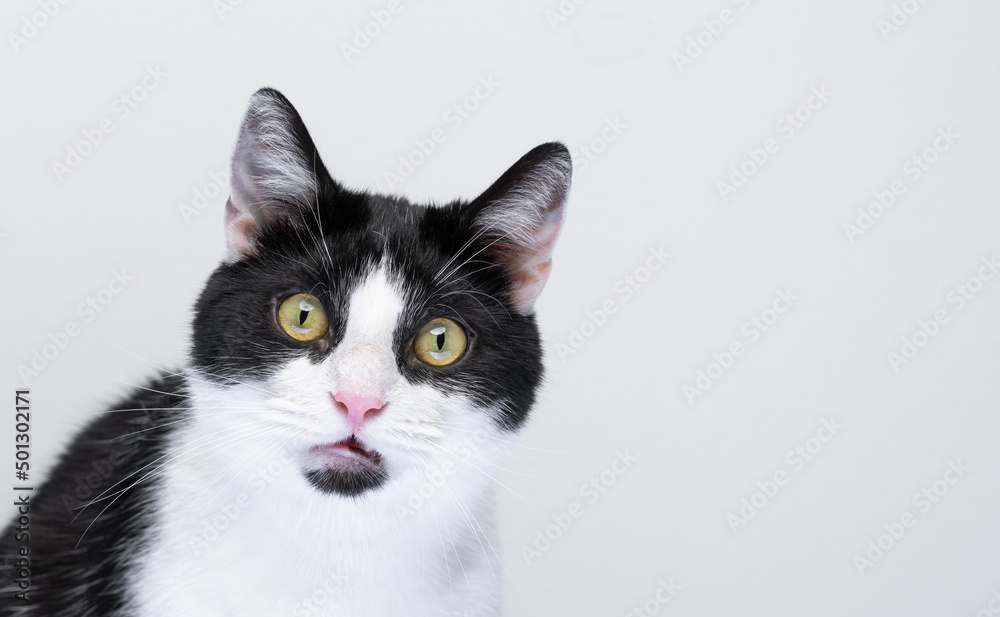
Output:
top-left (303, 464), bottom-right (388, 496)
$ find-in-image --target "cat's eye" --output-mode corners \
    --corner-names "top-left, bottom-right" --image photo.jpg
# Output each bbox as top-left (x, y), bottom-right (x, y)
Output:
top-left (413, 318), bottom-right (468, 367)
top-left (277, 293), bottom-right (329, 342)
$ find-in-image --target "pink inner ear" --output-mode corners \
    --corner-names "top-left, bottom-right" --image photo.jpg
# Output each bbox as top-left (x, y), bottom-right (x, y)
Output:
top-left (511, 256), bottom-right (553, 310)
top-left (225, 199), bottom-right (258, 257)
top-left (509, 211), bottom-right (563, 312)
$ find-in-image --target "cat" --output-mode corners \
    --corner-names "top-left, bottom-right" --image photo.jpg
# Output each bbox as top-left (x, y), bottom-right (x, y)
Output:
top-left (0, 88), bottom-right (571, 616)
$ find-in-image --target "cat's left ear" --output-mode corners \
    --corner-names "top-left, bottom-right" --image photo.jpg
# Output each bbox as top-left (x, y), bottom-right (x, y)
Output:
top-left (467, 142), bottom-right (572, 314)
top-left (225, 88), bottom-right (332, 259)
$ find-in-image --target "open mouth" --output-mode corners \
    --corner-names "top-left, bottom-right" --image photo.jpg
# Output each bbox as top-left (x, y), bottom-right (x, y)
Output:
top-left (310, 437), bottom-right (381, 464)
top-left (304, 437), bottom-right (388, 496)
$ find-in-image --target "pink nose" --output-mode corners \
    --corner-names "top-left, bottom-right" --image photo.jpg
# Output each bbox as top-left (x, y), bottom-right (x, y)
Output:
top-left (333, 392), bottom-right (384, 433)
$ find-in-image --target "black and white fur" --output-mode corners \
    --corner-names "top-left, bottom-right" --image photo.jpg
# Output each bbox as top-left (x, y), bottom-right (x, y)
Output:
top-left (0, 88), bottom-right (571, 616)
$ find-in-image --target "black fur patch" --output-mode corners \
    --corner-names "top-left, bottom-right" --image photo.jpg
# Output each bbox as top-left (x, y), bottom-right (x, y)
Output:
top-left (303, 462), bottom-right (388, 497)
top-left (0, 374), bottom-right (185, 616)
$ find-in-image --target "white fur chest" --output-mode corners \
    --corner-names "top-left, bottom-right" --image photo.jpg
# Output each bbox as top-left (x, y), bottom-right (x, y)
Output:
top-left (128, 418), bottom-right (504, 617)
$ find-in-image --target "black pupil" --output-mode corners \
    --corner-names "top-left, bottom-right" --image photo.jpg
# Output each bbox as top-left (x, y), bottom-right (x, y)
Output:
top-left (435, 332), bottom-right (445, 350)
top-left (298, 309), bottom-right (309, 326)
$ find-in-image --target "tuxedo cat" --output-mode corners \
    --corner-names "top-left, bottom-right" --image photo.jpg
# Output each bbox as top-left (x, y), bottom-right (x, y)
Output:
top-left (0, 88), bottom-right (571, 616)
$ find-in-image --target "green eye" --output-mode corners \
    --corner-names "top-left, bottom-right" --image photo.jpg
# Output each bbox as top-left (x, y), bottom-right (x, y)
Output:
top-left (277, 293), bottom-right (329, 342)
top-left (413, 318), bottom-right (468, 367)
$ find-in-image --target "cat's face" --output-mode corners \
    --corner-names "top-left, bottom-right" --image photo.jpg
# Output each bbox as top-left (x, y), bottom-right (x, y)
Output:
top-left (188, 89), bottom-right (570, 498)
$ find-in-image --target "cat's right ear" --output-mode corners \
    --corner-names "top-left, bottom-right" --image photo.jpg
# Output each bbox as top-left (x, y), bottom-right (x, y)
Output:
top-left (225, 88), bottom-right (332, 259)
top-left (465, 142), bottom-right (572, 314)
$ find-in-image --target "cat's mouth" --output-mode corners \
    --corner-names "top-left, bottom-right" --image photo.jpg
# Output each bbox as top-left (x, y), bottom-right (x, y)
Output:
top-left (303, 437), bottom-right (388, 496)
top-left (311, 437), bottom-right (381, 464)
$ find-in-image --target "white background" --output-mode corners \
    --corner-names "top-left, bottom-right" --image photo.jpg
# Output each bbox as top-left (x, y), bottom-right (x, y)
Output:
top-left (2, 0), bottom-right (1000, 615)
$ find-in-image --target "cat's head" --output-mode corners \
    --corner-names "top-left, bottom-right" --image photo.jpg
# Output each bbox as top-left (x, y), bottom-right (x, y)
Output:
top-left (188, 88), bottom-right (570, 499)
